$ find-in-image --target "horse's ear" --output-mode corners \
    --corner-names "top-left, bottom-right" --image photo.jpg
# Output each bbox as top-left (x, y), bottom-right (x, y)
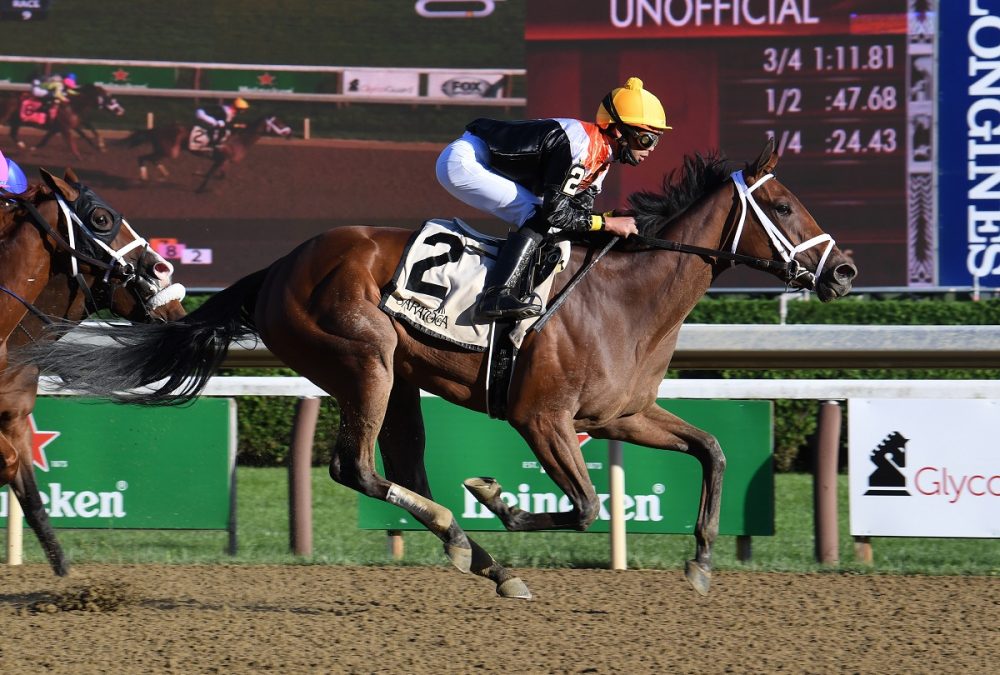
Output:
top-left (64, 167), bottom-right (80, 184)
top-left (39, 168), bottom-right (80, 202)
top-left (748, 137), bottom-right (778, 179)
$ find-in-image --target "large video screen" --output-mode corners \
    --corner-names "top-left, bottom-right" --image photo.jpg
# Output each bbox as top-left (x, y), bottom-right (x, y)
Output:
top-left (526, 1), bottom-right (933, 289)
top-left (3, 2), bottom-right (939, 290)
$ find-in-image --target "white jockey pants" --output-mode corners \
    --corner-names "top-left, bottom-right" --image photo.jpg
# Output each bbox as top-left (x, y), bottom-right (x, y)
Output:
top-left (435, 132), bottom-right (541, 228)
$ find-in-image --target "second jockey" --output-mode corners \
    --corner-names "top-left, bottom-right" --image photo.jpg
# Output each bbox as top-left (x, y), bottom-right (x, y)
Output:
top-left (190, 97), bottom-right (250, 152)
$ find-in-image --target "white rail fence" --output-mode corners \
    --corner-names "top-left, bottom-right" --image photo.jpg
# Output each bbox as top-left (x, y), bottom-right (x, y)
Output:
top-left (9, 323), bottom-right (1000, 568)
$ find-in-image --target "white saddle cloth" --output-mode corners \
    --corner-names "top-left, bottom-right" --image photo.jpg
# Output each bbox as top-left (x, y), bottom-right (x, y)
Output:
top-left (380, 218), bottom-right (569, 351)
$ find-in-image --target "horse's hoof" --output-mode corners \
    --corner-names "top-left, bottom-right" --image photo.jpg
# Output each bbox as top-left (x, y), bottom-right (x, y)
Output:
top-left (16, 141), bottom-right (25, 149)
top-left (445, 543), bottom-right (472, 573)
top-left (684, 559), bottom-right (712, 596)
top-left (497, 577), bottom-right (532, 600)
top-left (463, 477), bottom-right (501, 503)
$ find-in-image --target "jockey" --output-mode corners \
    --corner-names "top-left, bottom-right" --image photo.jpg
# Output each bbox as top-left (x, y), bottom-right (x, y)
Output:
top-left (195, 98), bottom-right (249, 135)
top-left (31, 73), bottom-right (74, 104)
top-left (436, 76), bottom-right (671, 322)
top-left (62, 72), bottom-right (79, 94)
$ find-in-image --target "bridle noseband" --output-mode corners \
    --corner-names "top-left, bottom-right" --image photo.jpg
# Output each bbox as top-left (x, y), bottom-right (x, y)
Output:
top-left (730, 170), bottom-right (834, 290)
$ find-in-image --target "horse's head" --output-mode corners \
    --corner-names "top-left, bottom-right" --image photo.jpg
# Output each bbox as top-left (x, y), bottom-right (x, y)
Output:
top-left (728, 139), bottom-right (857, 302)
top-left (262, 115), bottom-right (292, 138)
top-left (38, 168), bottom-right (186, 322)
top-left (87, 84), bottom-right (125, 117)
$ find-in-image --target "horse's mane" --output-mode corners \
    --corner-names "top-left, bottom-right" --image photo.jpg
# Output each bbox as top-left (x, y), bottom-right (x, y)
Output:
top-left (627, 151), bottom-right (735, 238)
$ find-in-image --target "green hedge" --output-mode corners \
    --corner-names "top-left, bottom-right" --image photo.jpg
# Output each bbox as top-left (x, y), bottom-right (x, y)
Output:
top-left (182, 293), bottom-right (1000, 470)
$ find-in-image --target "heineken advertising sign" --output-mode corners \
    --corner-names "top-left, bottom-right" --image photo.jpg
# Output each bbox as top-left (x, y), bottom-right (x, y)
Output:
top-left (360, 399), bottom-right (773, 535)
top-left (0, 398), bottom-right (235, 530)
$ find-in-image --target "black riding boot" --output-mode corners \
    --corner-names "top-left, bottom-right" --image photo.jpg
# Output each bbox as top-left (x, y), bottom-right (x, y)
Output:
top-left (473, 228), bottom-right (542, 323)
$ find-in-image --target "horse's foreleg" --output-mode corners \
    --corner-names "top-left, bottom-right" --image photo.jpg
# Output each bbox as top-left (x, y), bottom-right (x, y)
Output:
top-left (597, 405), bottom-right (725, 596)
top-left (1, 422), bottom-right (68, 576)
top-left (9, 122), bottom-right (25, 149)
top-left (465, 412), bottom-right (601, 532)
top-left (378, 379), bottom-right (529, 599)
top-left (75, 122), bottom-right (103, 151)
top-left (195, 161), bottom-right (222, 193)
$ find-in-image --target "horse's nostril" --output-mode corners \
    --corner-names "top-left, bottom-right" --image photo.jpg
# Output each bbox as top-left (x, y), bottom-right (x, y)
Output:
top-left (835, 263), bottom-right (857, 282)
top-left (153, 261), bottom-right (173, 280)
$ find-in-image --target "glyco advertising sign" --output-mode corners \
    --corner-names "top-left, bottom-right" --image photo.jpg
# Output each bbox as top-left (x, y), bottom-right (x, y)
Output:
top-left (360, 399), bottom-right (774, 535)
top-left (0, 398), bottom-right (235, 530)
top-left (938, 1), bottom-right (1000, 288)
top-left (849, 399), bottom-right (1000, 538)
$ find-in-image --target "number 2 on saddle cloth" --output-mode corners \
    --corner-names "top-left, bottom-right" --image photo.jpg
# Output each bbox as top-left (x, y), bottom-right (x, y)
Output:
top-left (188, 125), bottom-right (232, 153)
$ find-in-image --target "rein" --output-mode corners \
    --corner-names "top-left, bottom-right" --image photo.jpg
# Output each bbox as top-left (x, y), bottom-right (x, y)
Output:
top-left (628, 232), bottom-right (800, 279)
top-left (532, 169), bottom-right (834, 332)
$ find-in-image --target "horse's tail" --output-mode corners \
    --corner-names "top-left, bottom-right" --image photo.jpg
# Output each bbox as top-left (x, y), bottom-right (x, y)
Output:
top-left (24, 268), bottom-right (271, 405)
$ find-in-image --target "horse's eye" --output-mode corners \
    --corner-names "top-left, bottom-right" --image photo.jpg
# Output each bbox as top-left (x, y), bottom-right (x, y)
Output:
top-left (774, 203), bottom-right (792, 216)
top-left (90, 209), bottom-right (112, 231)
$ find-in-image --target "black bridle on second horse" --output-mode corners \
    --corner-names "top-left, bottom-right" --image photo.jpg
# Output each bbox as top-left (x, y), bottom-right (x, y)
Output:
top-left (0, 184), bottom-right (152, 323)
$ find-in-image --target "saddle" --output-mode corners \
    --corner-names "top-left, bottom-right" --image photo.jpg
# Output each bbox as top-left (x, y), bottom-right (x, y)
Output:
top-left (188, 125), bottom-right (231, 153)
top-left (379, 218), bottom-right (569, 419)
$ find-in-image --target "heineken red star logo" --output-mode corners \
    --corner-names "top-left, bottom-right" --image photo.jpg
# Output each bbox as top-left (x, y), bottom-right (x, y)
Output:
top-left (257, 72), bottom-right (276, 87)
top-left (111, 68), bottom-right (130, 82)
top-left (577, 433), bottom-right (591, 447)
top-left (29, 414), bottom-right (60, 472)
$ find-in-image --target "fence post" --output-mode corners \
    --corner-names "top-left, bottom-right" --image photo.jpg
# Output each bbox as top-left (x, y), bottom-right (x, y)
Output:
top-left (813, 400), bottom-right (841, 564)
top-left (387, 530), bottom-right (405, 560)
top-left (5, 487), bottom-right (22, 567)
top-left (608, 440), bottom-right (627, 570)
top-left (289, 396), bottom-right (320, 557)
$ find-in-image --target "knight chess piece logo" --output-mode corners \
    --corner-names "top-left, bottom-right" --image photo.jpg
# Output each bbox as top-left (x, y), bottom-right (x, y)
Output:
top-left (865, 431), bottom-right (911, 496)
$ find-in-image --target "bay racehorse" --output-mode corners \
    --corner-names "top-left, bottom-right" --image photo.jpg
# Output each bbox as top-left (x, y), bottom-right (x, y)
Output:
top-left (1, 84), bottom-right (126, 159)
top-left (123, 114), bottom-right (292, 192)
top-left (23, 140), bottom-right (856, 596)
top-left (0, 169), bottom-right (186, 575)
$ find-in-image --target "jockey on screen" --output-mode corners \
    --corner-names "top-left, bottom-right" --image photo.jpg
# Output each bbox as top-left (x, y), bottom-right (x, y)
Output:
top-left (190, 97), bottom-right (250, 152)
top-left (435, 76), bottom-right (671, 322)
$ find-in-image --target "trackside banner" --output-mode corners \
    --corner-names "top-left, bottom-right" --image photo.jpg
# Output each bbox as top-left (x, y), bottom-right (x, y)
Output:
top-left (849, 399), bottom-right (1000, 537)
top-left (0, 398), bottom-right (235, 529)
top-left (359, 399), bottom-right (774, 535)
top-left (938, 1), bottom-right (1000, 288)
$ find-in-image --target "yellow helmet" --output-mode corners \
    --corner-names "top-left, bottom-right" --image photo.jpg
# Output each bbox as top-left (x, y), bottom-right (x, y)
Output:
top-left (596, 77), bottom-right (671, 132)
top-left (233, 97), bottom-right (250, 110)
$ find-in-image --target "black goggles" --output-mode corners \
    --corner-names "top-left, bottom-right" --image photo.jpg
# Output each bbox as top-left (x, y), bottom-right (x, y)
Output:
top-left (624, 126), bottom-right (660, 149)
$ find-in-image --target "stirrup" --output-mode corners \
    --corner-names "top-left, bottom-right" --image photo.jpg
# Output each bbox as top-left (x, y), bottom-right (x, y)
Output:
top-left (473, 290), bottom-right (542, 323)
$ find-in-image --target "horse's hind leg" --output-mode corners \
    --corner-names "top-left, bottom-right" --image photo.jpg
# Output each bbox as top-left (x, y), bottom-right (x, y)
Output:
top-left (378, 379), bottom-right (530, 599)
top-left (273, 299), bottom-right (474, 573)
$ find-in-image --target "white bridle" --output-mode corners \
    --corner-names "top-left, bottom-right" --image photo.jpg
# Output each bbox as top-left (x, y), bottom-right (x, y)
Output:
top-left (730, 170), bottom-right (834, 286)
top-left (54, 193), bottom-right (185, 308)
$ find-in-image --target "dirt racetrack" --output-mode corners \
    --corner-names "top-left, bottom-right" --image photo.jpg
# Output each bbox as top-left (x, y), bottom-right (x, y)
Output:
top-left (1, 564), bottom-right (995, 674)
